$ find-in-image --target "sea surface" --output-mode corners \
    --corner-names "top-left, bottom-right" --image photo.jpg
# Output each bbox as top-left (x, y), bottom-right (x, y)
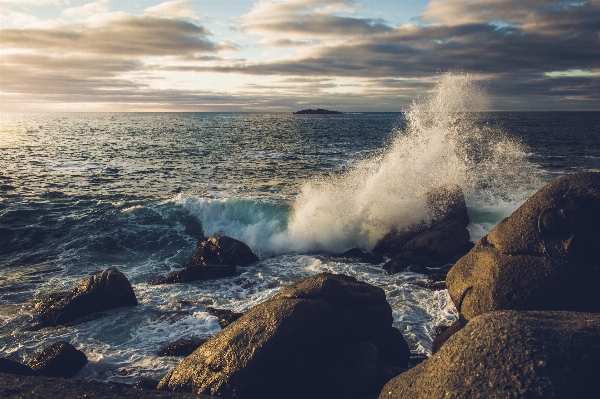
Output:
top-left (1, 77), bottom-right (599, 384)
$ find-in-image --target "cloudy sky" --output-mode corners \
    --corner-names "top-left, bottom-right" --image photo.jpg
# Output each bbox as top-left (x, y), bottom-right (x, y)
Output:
top-left (1, 0), bottom-right (599, 112)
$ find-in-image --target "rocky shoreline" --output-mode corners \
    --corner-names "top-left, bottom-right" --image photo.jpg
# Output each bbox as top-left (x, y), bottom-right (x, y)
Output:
top-left (2, 172), bottom-right (599, 398)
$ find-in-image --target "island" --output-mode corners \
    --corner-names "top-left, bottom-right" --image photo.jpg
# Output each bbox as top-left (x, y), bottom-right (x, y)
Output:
top-left (293, 109), bottom-right (343, 114)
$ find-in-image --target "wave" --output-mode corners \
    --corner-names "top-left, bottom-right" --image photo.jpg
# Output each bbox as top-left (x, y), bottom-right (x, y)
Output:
top-left (178, 73), bottom-right (543, 255)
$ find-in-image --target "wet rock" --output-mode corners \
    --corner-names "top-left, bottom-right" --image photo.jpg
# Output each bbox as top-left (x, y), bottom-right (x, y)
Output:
top-left (447, 172), bottom-right (600, 321)
top-left (134, 378), bottom-right (160, 390)
top-left (157, 273), bottom-right (409, 399)
top-left (155, 236), bottom-right (259, 284)
top-left (35, 268), bottom-right (137, 326)
top-left (203, 307), bottom-right (243, 328)
top-left (28, 341), bottom-right (87, 379)
top-left (374, 185), bottom-right (471, 270)
top-left (333, 248), bottom-right (386, 265)
top-left (154, 264), bottom-right (237, 284)
top-left (380, 310), bottom-right (600, 399)
top-left (158, 338), bottom-right (208, 357)
top-left (430, 319), bottom-right (462, 354)
top-left (0, 358), bottom-right (38, 376)
top-left (189, 236), bottom-right (259, 267)
top-left (373, 185), bottom-right (469, 253)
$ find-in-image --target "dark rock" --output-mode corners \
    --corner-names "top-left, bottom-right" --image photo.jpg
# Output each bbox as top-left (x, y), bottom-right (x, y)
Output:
top-left (411, 280), bottom-right (446, 291)
top-left (203, 307), bottom-right (243, 328)
top-left (377, 327), bottom-right (411, 368)
top-left (333, 249), bottom-right (386, 265)
top-left (28, 341), bottom-right (87, 378)
top-left (157, 273), bottom-right (409, 399)
top-left (189, 236), bottom-right (259, 267)
top-left (155, 236), bottom-right (259, 284)
top-left (134, 378), bottom-right (160, 390)
top-left (0, 358), bottom-right (38, 376)
top-left (407, 354), bottom-right (428, 369)
top-left (430, 319), bottom-right (462, 354)
top-left (0, 373), bottom-right (216, 398)
top-left (154, 264), bottom-right (237, 284)
top-left (35, 268), bottom-right (137, 326)
top-left (376, 364), bottom-right (407, 391)
top-left (158, 338), bottom-right (208, 357)
top-left (325, 341), bottom-right (379, 399)
top-left (373, 185), bottom-right (470, 256)
top-left (447, 172), bottom-right (600, 321)
top-left (380, 310), bottom-right (600, 399)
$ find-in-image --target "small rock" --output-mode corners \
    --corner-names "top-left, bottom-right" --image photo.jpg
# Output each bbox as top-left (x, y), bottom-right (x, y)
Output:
top-left (203, 307), bottom-right (243, 328)
top-left (28, 341), bottom-right (87, 378)
top-left (158, 338), bottom-right (208, 357)
top-left (35, 268), bottom-right (137, 326)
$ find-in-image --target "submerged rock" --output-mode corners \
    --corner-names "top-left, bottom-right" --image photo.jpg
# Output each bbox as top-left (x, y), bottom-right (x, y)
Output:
top-left (374, 185), bottom-right (471, 270)
top-left (158, 272), bottom-right (409, 399)
top-left (28, 341), bottom-right (87, 379)
top-left (380, 310), bottom-right (600, 399)
top-left (155, 236), bottom-right (259, 284)
top-left (35, 268), bottom-right (137, 326)
top-left (447, 172), bottom-right (600, 321)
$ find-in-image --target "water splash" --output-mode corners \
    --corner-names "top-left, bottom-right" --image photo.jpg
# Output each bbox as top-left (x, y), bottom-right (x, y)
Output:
top-left (273, 73), bottom-right (541, 253)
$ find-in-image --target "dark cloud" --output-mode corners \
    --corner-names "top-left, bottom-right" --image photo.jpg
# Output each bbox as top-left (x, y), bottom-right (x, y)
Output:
top-left (2, 14), bottom-right (219, 56)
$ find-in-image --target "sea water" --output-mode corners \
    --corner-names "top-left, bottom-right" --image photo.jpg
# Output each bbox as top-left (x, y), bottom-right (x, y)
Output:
top-left (1, 74), bottom-right (599, 383)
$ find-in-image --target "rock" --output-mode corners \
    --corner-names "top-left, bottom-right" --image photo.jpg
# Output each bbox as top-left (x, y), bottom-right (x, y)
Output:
top-left (333, 249), bottom-right (386, 265)
top-left (0, 358), bottom-right (38, 376)
top-left (447, 172), bottom-right (600, 321)
top-left (157, 273), bottom-right (409, 399)
top-left (203, 307), bottom-right (244, 328)
top-left (407, 354), bottom-right (428, 369)
top-left (134, 378), bottom-right (160, 390)
top-left (28, 341), bottom-right (87, 379)
top-left (158, 338), bottom-right (208, 357)
top-left (430, 319), bottom-right (461, 354)
top-left (380, 310), bottom-right (600, 399)
top-left (374, 185), bottom-right (471, 270)
top-left (35, 268), bottom-right (137, 326)
top-left (154, 264), bottom-right (237, 284)
top-left (189, 236), bottom-right (259, 267)
top-left (324, 341), bottom-right (379, 398)
top-left (155, 236), bottom-right (259, 284)
top-left (0, 373), bottom-right (217, 398)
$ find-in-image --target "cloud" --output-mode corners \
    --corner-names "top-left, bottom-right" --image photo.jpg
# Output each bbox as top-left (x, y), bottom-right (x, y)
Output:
top-left (237, 0), bottom-right (392, 37)
top-left (144, 0), bottom-right (200, 20)
top-left (62, 0), bottom-right (110, 19)
top-left (257, 38), bottom-right (316, 47)
top-left (2, 14), bottom-right (219, 56)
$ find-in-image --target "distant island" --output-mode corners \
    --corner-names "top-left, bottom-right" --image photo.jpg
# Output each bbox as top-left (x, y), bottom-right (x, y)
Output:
top-left (293, 109), bottom-right (343, 114)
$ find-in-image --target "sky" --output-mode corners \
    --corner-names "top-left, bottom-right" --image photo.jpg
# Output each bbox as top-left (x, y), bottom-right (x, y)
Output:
top-left (1, 0), bottom-right (599, 112)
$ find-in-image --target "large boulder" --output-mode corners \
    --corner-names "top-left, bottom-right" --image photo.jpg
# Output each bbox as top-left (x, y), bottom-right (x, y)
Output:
top-left (447, 172), bottom-right (600, 321)
top-left (28, 341), bottom-right (87, 379)
top-left (374, 185), bottom-right (471, 270)
top-left (380, 310), bottom-right (600, 399)
top-left (158, 273), bottom-right (410, 399)
top-left (35, 268), bottom-right (137, 326)
top-left (155, 236), bottom-right (259, 284)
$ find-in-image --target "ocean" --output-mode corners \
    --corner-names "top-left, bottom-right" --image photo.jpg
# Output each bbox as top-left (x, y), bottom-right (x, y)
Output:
top-left (1, 76), bottom-right (599, 384)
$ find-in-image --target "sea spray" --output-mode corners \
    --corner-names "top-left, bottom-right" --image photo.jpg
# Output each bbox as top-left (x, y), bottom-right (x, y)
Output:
top-left (176, 73), bottom-right (541, 254)
top-left (275, 73), bottom-right (541, 253)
